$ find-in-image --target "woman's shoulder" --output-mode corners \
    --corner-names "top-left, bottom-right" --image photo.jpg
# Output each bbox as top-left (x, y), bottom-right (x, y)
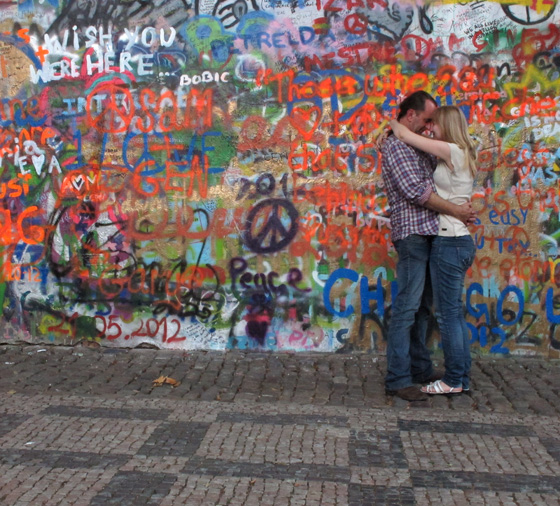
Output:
top-left (446, 143), bottom-right (472, 177)
top-left (447, 142), bottom-right (465, 153)
top-left (448, 143), bottom-right (468, 161)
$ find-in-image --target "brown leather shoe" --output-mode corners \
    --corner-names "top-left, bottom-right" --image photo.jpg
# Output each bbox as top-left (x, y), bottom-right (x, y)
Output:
top-left (385, 386), bottom-right (428, 401)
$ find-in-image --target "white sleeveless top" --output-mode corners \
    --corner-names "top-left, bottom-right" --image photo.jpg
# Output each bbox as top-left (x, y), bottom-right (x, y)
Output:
top-left (434, 143), bottom-right (474, 237)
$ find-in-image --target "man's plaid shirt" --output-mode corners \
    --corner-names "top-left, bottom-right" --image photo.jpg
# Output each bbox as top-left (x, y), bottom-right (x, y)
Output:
top-left (381, 134), bottom-right (439, 243)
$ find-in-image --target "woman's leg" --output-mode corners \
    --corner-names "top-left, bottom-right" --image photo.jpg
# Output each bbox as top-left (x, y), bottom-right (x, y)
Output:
top-left (430, 236), bottom-right (475, 389)
top-left (460, 237), bottom-right (476, 390)
top-left (461, 314), bottom-right (472, 390)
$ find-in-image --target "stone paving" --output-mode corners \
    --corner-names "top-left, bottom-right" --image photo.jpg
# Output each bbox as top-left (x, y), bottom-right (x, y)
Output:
top-left (0, 345), bottom-right (560, 505)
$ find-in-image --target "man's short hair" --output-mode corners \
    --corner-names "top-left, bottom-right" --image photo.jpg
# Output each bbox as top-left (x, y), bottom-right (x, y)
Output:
top-left (397, 91), bottom-right (437, 120)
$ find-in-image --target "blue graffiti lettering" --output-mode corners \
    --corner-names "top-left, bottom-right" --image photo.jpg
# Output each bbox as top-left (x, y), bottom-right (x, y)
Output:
top-left (545, 287), bottom-right (560, 324)
top-left (323, 268), bottom-right (358, 317)
top-left (497, 286), bottom-right (523, 325)
top-left (324, 269), bottom-right (384, 317)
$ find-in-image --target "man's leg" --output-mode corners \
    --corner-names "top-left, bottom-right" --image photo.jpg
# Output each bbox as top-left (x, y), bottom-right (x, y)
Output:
top-left (385, 235), bottom-right (432, 391)
top-left (410, 266), bottom-right (435, 383)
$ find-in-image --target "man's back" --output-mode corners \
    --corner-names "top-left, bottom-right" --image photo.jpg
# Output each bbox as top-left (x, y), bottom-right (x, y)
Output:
top-left (381, 134), bottom-right (439, 242)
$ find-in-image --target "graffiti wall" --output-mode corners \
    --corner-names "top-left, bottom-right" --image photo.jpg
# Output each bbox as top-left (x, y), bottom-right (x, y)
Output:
top-left (0, 0), bottom-right (559, 357)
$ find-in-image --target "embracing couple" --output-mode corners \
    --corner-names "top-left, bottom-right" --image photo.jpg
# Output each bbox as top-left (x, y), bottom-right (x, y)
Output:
top-left (381, 91), bottom-right (478, 402)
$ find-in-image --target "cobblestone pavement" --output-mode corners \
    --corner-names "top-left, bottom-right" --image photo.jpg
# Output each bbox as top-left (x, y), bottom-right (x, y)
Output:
top-left (1, 345), bottom-right (560, 505)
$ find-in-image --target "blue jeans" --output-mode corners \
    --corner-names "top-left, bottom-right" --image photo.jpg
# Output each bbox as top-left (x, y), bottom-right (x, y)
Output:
top-left (430, 235), bottom-right (476, 389)
top-left (385, 235), bottom-right (434, 390)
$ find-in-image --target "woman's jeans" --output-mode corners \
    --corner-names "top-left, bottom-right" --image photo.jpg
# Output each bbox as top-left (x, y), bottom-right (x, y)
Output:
top-left (430, 235), bottom-right (476, 389)
top-left (385, 235), bottom-right (435, 390)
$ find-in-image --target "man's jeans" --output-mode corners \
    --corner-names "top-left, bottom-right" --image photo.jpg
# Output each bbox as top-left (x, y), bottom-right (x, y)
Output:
top-left (385, 235), bottom-right (434, 390)
top-left (430, 235), bottom-right (476, 389)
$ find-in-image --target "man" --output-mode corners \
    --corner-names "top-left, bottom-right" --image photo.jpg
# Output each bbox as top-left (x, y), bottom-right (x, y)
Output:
top-left (381, 91), bottom-right (475, 401)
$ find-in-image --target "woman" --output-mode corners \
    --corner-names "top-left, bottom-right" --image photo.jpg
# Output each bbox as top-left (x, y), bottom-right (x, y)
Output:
top-left (389, 105), bottom-right (478, 395)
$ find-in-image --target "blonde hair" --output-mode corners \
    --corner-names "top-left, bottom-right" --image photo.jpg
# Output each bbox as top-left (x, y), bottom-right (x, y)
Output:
top-left (433, 106), bottom-right (478, 177)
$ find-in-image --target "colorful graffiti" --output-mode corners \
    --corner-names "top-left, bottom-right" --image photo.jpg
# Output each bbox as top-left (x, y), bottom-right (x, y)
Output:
top-left (0, 0), bottom-right (559, 357)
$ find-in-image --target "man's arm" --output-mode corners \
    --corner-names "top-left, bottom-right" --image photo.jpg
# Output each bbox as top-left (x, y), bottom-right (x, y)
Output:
top-left (424, 192), bottom-right (476, 224)
top-left (383, 139), bottom-right (435, 204)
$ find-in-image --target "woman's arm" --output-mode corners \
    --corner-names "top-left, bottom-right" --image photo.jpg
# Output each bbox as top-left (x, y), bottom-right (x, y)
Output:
top-left (389, 119), bottom-right (453, 170)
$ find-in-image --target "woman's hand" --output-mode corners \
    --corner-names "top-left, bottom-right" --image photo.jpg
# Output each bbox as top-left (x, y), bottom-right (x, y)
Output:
top-left (376, 129), bottom-right (390, 149)
top-left (388, 119), bottom-right (401, 138)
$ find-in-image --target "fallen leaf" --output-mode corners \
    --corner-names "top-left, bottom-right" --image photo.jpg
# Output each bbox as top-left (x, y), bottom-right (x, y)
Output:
top-left (152, 376), bottom-right (181, 387)
top-left (7, 390), bottom-right (16, 395)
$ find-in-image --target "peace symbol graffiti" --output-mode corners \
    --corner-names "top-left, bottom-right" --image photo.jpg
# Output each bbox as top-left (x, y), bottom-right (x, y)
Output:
top-left (243, 198), bottom-right (299, 254)
top-left (87, 84), bottom-right (134, 133)
top-left (501, 1), bottom-right (556, 25)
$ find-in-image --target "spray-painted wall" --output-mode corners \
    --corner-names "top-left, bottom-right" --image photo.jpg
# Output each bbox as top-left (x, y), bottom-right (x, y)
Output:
top-left (0, 0), bottom-right (559, 357)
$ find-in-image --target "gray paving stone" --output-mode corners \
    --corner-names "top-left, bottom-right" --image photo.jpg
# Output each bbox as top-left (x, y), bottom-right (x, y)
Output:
top-left (40, 405), bottom-right (172, 420)
top-left (348, 484), bottom-right (416, 506)
top-left (0, 414), bottom-right (31, 438)
top-left (1, 346), bottom-right (560, 505)
top-left (0, 449), bottom-right (129, 469)
top-left (397, 419), bottom-right (537, 437)
top-left (541, 437), bottom-right (560, 464)
top-left (137, 422), bottom-right (210, 457)
top-left (4, 346), bottom-right (556, 414)
top-left (182, 456), bottom-right (352, 483)
top-left (90, 471), bottom-right (177, 506)
top-left (349, 431), bottom-right (408, 469)
top-left (410, 470), bottom-right (560, 494)
top-left (216, 412), bottom-right (349, 427)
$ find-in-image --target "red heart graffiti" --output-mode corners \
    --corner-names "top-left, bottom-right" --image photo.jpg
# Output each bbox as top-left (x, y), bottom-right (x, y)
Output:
top-left (290, 106), bottom-right (322, 141)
